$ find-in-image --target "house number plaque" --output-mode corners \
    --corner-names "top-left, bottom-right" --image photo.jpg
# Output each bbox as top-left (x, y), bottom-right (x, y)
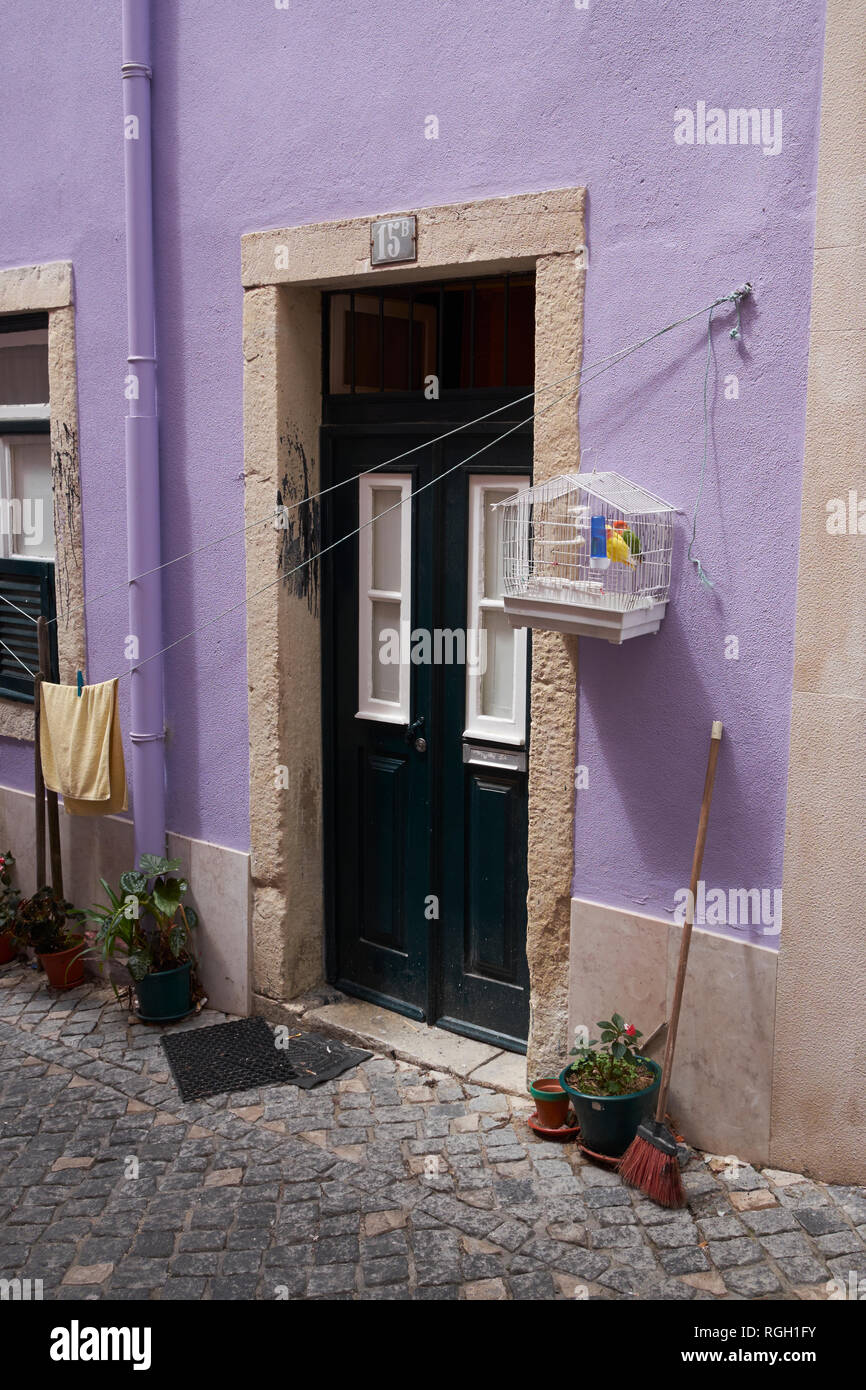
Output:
top-left (371, 215), bottom-right (417, 266)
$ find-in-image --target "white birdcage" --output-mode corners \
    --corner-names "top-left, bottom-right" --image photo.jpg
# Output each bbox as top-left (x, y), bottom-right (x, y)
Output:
top-left (497, 471), bottom-right (676, 643)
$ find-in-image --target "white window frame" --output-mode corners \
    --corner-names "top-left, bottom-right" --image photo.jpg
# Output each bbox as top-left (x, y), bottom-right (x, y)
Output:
top-left (0, 329), bottom-right (50, 422)
top-left (464, 473), bottom-right (528, 746)
top-left (356, 472), bottom-right (412, 725)
top-left (0, 434), bottom-right (55, 561)
top-left (0, 405), bottom-right (50, 423)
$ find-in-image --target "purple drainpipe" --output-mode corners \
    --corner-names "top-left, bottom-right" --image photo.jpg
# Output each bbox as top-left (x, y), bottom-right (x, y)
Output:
top-left (121, 0), bottom-right (166, 864)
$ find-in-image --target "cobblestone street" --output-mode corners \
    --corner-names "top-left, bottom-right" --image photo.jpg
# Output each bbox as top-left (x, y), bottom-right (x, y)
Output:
top-left (1, 964), bottom-right (865, 1302)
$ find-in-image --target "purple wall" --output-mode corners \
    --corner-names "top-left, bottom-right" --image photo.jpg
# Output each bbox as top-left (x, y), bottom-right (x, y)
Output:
top-left (1, 2), bottom-right (825, 938)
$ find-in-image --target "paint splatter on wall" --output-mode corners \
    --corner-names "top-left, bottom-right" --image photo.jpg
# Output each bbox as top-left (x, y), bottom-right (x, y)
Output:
top-left (51, 419), bottom-right (81, 628)
top-left (277, 425), bottom-right (319, 616)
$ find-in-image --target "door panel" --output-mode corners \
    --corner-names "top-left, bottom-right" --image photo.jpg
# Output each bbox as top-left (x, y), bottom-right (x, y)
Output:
top-left (437, 444), bottom-right (531, 1048)
top-left (325, 433), bottom-right (432, 1018)
top-left (466, 772), bottom-right (522, 978)
top-left (322, 425), bottom-right (531, 1048)
top-left (359, 749), bottom-right (409, 952)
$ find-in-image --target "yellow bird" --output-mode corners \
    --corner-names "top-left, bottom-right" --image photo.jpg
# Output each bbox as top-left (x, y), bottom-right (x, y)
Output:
top-left (606, 526), bottom-right (636, 568)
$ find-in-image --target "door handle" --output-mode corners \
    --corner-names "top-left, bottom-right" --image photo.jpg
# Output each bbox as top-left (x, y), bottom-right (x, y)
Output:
top-left (405, 716), bottom-right (427, 752)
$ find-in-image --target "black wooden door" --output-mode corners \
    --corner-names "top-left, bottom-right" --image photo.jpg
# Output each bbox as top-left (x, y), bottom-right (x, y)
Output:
top-left (324, 431), bottom-right (433, 1017)
top-left (322, 421), bottom-right (531, 1050)
top-left (437, 442), bottom-right (531, 1050)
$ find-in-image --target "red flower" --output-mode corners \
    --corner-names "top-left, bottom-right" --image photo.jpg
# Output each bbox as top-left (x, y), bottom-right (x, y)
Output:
top-left (625, 1023), bottom-right (636, 1038)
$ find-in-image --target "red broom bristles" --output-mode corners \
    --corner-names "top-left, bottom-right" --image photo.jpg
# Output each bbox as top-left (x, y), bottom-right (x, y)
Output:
top-left (618, 1134), bottom-right (685, 1208)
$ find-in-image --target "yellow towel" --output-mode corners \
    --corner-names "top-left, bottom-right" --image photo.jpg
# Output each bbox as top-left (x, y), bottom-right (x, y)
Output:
top-left (39, 678), bottom-right (128, 816)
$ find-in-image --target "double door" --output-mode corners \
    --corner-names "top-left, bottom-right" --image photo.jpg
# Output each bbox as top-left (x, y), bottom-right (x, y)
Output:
top-left (322, 422), bottom-right (531, 1050)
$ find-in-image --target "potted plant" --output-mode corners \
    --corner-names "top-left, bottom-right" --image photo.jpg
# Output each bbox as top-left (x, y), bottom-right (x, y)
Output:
top-left (559, 1014), bottom-right (661, 1158)
top-left (87, 853), bottom-right (199, 1022)
top-left (0, 850), bottom-right (19, 964)
top-left (13, 887), bottom-right (86, 989)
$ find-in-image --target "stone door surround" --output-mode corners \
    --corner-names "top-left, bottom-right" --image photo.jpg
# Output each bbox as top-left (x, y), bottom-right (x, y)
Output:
top-left (241, 189), bottom-right (586, 1077)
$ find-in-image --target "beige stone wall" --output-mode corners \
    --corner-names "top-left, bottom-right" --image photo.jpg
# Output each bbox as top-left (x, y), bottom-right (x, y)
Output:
top-left (526, 254), bottom-right (583, 1080)
top-left (48, 303), bottom-right (86, 685)
top-left (242, 190), bottom-right (583, 290)
top-left (243, 285), bottom-right (324, 1006)
top-left (242, 191), bottom-right (586, 1058)
top-left (772, 0), bottom-right (866, 1183)
top-left (569, 899), bottom-right (778, 1165)
top-left (0, 263), bottom-right (85, 740)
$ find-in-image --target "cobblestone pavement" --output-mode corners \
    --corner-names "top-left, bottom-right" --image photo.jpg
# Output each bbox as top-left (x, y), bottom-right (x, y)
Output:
top-left (1, 963), bottom-right (865, 1301)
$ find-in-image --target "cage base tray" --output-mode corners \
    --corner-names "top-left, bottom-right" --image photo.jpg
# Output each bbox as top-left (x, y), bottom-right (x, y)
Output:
top-left (503, 594), bottom-right (667, 644)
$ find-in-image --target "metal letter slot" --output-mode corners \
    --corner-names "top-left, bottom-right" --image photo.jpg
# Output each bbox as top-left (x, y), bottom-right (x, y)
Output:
top-left (462, 743), bottom-right (526, 773)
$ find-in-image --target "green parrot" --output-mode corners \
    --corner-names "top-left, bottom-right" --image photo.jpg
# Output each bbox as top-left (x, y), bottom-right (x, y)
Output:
top-left (620, 526), bottom-right (643, 561)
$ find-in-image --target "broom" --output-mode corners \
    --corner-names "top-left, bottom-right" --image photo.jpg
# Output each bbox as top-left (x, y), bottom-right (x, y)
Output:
top-left (617, 719), bottom-right (723, 1207)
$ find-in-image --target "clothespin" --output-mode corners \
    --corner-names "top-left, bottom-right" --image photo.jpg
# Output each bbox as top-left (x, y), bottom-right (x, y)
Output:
top-left (76, 671), bottom-right (84, 698)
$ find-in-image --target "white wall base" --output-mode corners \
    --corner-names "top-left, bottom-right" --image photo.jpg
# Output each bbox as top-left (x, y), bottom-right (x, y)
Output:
top-left (568, 896), bottom-right (778, 1166)
top-left (0, 784), bottom-right (251, 1017)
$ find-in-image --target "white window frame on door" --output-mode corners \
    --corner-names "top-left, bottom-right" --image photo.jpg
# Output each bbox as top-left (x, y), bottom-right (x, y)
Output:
top-left (464, 473), bottom-right (529, 746)
top-left (356, 472), bottom-right (412, 725)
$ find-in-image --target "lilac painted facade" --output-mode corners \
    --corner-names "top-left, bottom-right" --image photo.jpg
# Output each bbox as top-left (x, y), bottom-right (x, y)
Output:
top-left (1, 1), bottom-right (826, 950)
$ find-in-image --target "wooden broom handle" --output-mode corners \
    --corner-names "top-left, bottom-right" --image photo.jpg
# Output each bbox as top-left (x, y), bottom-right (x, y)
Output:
top-left (654, 720), bottom-right (723, 1124)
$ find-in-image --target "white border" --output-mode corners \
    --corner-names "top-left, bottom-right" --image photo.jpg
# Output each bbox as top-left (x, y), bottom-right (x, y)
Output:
top-left (356, 472), bottom-right (412, 725)
top-left (464, 473), bottom-right (528, 746)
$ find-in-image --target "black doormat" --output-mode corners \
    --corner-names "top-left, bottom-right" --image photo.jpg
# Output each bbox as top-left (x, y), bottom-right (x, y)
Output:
top-left (160, 1016), bottom-right (373, 1103)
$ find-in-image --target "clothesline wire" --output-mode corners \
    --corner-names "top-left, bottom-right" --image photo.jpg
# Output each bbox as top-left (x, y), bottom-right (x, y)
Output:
top-left (0, 282), bottom-right (749, 684)
top-left (0, 636), bottom-right (37, 680)
top-left (112, 293), bottom-right (742, 686)
top-left (688, 302), bottom-right (720, 588)
top-left (112, 373), bottom-right (585, 683)
top-left (1, 285), bottom-right (743, 633)
top-left (0, 591), bottom-right (36, 627)
top-left (2, 376), bottom-right (577, 684)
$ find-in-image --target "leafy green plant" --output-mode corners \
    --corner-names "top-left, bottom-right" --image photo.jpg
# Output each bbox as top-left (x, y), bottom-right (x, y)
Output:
top-left (13, 887), bottom-right (85, 955)
top-left (0, 850), bottom-right (19, 933)
top-left (87, 854), bottom-right (198, 983)
top-left (566, 1013), bottom-right (649, 1097)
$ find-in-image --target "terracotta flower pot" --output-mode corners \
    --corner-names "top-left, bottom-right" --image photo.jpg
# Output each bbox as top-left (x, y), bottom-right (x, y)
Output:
top-left (528, 1077), bottom-right (571, 1130)
top-left (38, 939), bottom-right (85, 991)
top-left (0, 931), bottom-right (15, 965)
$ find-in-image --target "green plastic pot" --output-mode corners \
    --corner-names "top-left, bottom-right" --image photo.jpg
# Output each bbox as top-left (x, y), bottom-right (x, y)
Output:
top-left (559, 1057), bottom-right (661, 1157)
top-left (134, 961), bottom-right (192, 1022)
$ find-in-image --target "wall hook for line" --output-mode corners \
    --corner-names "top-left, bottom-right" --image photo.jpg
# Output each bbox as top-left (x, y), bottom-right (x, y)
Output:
top-left (77, 671), bottom-right (84, 697)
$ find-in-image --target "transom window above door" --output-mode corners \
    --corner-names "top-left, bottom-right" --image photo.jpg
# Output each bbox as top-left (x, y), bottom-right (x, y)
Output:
top-left (326, 275), bottom-right (535, 395)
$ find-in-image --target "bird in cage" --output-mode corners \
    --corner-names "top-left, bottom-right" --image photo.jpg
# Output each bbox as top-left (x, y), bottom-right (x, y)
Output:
top-left (611, 518), bottom-right (643, 562)
top-left (605, 524), bottom-right (637, 569)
